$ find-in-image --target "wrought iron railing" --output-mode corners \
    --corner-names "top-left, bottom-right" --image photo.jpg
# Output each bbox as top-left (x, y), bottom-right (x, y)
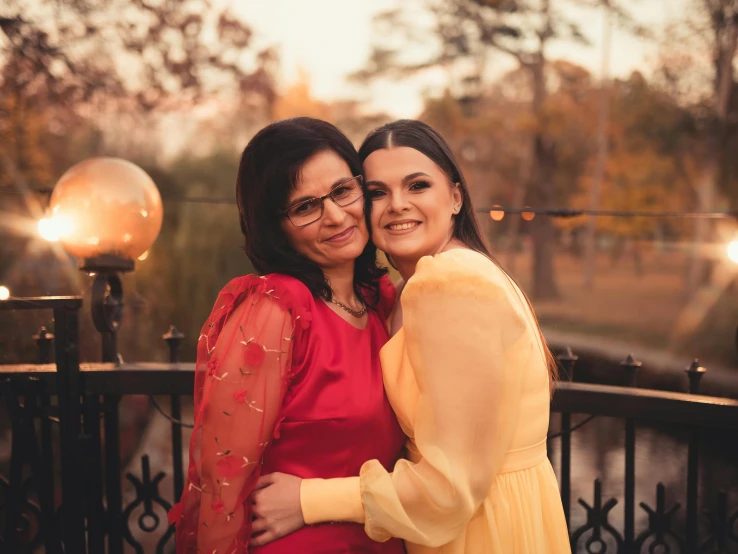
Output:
top-left (1, 296), bottom-right (738, 553)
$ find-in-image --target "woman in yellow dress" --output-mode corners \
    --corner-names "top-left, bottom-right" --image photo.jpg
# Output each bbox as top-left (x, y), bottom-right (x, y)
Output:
top-left (249, 119), bottom-right (571, 554)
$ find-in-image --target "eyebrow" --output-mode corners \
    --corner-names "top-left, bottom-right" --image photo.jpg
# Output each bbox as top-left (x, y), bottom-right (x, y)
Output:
top-left (365, 172), bottom-right (431, 188)
top-left (287, 177), bottom-right (354, 206)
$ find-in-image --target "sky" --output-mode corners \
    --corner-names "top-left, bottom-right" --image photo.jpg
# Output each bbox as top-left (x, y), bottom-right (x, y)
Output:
top-left (235, 0), bottom-right (693, 118)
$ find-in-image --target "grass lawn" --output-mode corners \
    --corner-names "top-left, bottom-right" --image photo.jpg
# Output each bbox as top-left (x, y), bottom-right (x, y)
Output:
top-left (508, 247), bottom-right (738, 366)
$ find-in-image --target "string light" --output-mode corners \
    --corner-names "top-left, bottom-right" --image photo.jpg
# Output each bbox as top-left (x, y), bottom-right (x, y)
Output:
top-left (479, 207), bottom-right (738, 219)
top-left (4, 187), bottom-right (738, 219)
top-left (0, 286), bottom-right (9, 301)
top-left (521, 207), bottom-right (536, 221)
top-left (489, 205), bottom-right (505, 221)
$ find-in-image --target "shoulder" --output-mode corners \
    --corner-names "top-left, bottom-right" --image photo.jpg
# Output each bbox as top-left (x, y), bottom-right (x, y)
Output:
top-left (213, 273), bottom-right (315, 329)
top-left (403, 249), bottom-right (512, 304)
top-left (402, 250), bottom-right (532, 351)
top-left (215, 274), bottom-right (307, 304)
top-left (263, 274), bottom-right (314, 309)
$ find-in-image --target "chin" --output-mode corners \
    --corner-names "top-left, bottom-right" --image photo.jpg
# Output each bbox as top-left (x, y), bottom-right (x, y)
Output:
top-left (381, 240), bottom-right (428, 264)
top-left (325, 241), bottom-right (367, 267)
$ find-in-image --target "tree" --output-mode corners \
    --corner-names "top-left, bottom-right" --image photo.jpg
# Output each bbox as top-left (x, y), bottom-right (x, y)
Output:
top-left (0, 0), bottom-right (276, 112)
top-left (658, 0), bottom-right (738, 294)
top-left (0, 0), bottom-right (280, 362)
top-left (557, 73), bottom-right (696, 263)
top-left (352, 0), bottom-right (642, 298)
top-left (0, 0), bottom-right (278, 196)
top-left (408, 60), bottom-right (596, 279)
top-left (118, 151), bottom-right (250, 360)
top-left (272, 71), bottom-right (331, 122)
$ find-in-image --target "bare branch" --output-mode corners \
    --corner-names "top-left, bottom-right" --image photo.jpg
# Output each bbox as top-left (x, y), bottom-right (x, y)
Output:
top-left (0, 0), bottom-right (276, 113)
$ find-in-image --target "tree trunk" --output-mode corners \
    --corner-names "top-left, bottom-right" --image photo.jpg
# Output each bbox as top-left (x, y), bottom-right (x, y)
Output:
top-left (505, 161), bottom-right (529, 274)
top-left (526, 33), bottom-right (559, 300)
top-left (685, 165), bottom-right (717, 296)
top-left (685, 3), bottom-right (736, 297)
top-left (529, 132), bottom-right (560, 299)
top-left (583, 2), bottom-right (612, 289)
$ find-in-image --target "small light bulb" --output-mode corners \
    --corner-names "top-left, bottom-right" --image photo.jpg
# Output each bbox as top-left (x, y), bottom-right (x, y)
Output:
top-left (728, 241), bottom-right (738, 264)
top-left (38, 215), bottom-right (73, 242)
top-left (489, 205), bottom-right (505, 222)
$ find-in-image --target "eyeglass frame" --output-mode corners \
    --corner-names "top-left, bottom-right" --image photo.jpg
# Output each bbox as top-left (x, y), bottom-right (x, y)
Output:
top-left (280, 175), bottom-right (365, 228)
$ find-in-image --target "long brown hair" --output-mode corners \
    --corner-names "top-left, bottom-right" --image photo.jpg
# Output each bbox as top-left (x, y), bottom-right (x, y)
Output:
top-left (359, 119), bottom-right (559, 382)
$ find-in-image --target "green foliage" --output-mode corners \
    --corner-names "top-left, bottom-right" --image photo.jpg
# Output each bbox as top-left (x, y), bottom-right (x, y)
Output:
top-left (122, 151), bottom-right (253, 360)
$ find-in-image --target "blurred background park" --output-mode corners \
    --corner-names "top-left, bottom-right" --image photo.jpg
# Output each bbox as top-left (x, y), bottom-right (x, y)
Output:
top-left (1, 0), bottom-right (737, 370)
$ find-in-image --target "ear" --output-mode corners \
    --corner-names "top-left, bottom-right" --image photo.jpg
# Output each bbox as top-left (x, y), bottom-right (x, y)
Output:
top-left (451, 182), bottom-right (463, 214)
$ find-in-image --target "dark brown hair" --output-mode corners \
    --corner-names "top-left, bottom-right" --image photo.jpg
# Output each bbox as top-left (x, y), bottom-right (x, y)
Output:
top-left (236, 117), bottom-right (387, 307)
top-left (359, 119), bottom-right (558, 381)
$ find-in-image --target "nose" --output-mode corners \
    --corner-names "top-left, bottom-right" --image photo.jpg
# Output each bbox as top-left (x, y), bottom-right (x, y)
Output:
top-left (387, 190), bottom-right (410, 214)
top-left (322, 197), bottom-right (347, 226)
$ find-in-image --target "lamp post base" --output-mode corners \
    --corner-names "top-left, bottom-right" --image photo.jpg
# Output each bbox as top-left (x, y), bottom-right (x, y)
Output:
top-left (80, 255), bottom-right (135, 274)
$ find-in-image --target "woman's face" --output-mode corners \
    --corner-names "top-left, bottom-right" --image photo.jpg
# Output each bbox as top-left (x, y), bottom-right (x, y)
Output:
top-left (280, 149), bottom-right (368, 270)
top-left (364, 146), bottom-right (462, 264)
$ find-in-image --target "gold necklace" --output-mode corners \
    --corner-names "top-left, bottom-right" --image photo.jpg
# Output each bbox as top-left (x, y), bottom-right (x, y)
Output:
top-left (330, 296), bottom-right (367, 318)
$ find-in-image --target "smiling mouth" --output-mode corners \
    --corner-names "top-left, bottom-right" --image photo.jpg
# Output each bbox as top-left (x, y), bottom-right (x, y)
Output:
top-left (325, 226), bottom-right (355, 242)
top-left (386, 222), bottom-right (420, 231)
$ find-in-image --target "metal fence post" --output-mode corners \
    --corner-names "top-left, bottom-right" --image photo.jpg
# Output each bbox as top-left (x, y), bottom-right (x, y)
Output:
top-left (685, 359), bottom-right (706, 552)
top-left (53, 305), bottom-right (86, 553)
top-left (163, 325), bottom-right (185, 503)
top-left (621, 353), bottom-right (642, 553)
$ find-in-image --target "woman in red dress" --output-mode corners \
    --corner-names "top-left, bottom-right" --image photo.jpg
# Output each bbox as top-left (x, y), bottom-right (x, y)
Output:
top-left (170, 117), bottom-right (406, 553)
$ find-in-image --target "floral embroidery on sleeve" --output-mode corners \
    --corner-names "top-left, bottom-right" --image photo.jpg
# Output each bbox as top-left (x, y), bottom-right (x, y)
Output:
top-left (170, 275), bottom-right (309, 554)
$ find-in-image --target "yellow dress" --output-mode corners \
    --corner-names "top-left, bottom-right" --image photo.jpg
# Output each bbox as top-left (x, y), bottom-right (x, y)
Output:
top-left (299, 249), bottom-right (571, 554)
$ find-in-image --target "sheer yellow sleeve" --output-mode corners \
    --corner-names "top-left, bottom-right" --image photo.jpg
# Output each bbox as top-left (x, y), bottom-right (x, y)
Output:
top-left (300, 476), bottom-right (364, 524)
top-left (301, 251), bottom-right (536, 547)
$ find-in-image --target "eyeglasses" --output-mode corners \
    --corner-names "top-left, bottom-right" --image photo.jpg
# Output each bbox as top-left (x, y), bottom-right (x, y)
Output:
top-left (281, 176), bottom-right (364, 227)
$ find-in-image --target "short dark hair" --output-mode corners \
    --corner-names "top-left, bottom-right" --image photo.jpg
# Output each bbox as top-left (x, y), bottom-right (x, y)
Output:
top-left (358, 119), bottom-right (558, 382)
top-left (236, 117), bottom-right (386, 306)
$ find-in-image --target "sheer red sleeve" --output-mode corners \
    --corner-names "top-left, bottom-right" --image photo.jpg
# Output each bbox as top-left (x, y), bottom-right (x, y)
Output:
top-left (170, 275), bottom-right (309, 553)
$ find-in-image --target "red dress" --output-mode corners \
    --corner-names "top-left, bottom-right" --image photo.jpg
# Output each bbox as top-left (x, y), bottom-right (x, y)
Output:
top-left (171, 273), bottom-right (406, 554)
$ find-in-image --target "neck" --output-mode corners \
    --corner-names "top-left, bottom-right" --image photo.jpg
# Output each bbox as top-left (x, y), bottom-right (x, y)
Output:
top-left (395, 233), bottom-right (463, 282)
top-left (323, 262), bottom-right (357, 303)
top-left (395, 258), bottom-right (417, 283)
